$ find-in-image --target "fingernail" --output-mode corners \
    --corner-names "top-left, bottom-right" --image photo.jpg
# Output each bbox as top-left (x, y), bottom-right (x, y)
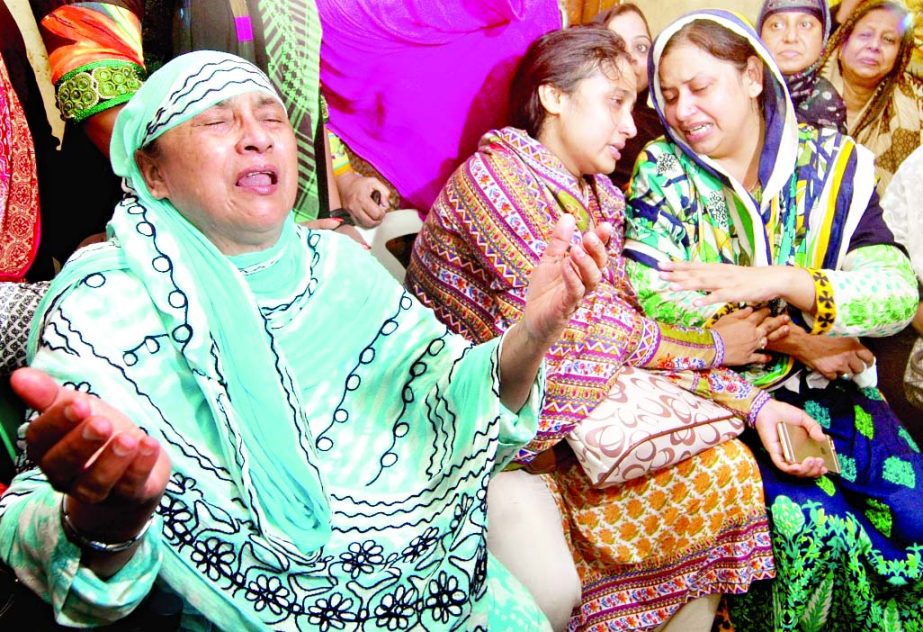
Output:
top-left (82, 419), bottom-right (108, 441)
top-left (112, 434), bottom-right (138, 457)
top-left (332, 217), bottom-right (344, 225)
top-left (68, 398), bottom-right (93, 422)
top-left (138, 437), bottom-right (158, 457)
top-left (64, 404), bottom-right (80, 423)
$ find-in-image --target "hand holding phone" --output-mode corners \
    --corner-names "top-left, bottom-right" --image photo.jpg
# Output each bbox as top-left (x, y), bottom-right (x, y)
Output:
top-left (777, 422), bottom-right (841, 474)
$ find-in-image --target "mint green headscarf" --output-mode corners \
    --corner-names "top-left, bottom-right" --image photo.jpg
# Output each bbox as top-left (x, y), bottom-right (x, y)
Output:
top-left (34, 51), bottom-right (332, 557)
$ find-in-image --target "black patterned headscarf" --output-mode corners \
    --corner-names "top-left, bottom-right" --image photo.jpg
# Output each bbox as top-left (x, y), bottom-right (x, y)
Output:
top-left (758, 0), bottom-right (829, 38)
top-left (758, 0), bottom-right (847, 132)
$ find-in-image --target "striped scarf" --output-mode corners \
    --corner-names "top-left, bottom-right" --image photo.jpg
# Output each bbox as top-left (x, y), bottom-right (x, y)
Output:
top-left (256, 1), bottom-right (324, 221)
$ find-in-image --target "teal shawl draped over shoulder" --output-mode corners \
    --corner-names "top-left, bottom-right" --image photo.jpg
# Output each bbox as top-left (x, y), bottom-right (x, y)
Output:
top-left (27, 51), bottom-right (336, 622)
top-left (15, 51), bottom-right (547, 630)
top-left (46, 51), bottom-right (332, 553)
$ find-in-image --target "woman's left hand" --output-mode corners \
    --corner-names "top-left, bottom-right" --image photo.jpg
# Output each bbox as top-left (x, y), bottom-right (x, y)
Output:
top-left (497, 215), bottom-right (611, 412)
top-left (753, 398), bottom-right (828, 478)
top-left (659, 261), bottom-right (807, 307)
top-left (524, 215), bottom-right (611, 346)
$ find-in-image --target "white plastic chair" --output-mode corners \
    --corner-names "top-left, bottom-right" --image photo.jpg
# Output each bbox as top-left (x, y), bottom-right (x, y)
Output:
top-left (354, 209), bottom-right (423, 284)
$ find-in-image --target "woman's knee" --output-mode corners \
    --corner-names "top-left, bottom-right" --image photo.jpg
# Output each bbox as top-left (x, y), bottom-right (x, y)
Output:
top-left (487, 470), bottom-right (581, 630)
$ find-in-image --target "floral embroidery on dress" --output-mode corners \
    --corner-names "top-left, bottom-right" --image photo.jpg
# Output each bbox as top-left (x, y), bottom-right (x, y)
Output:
top-left (705, 191), bottom-right (730, 229)
top-left (655, 152), bottom-right (680, 177)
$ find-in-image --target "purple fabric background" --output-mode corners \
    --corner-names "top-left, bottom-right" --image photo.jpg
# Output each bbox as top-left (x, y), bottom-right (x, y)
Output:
top-left (318, 0), bottom-right (561, 213)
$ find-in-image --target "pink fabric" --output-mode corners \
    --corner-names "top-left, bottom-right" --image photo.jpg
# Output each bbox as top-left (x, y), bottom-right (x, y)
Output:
top-left (318, 0), bottom-right (561, 213)
top-left (234, 16), bottom-right (253, 42)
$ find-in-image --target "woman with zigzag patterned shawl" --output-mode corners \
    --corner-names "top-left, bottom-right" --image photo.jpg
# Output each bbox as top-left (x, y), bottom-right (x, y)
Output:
top-left (407, 26), bottom-right (832, 632)
top-left (624, 9), bottom-right (923, 629)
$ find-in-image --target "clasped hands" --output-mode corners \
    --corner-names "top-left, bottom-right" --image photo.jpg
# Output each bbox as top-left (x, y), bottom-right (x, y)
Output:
top-left (658, 260), bottom-right (838, 477)
top-left (659, 259), bottom-right (871, 375)
top-left (708, 313), bottom-right (833, 479)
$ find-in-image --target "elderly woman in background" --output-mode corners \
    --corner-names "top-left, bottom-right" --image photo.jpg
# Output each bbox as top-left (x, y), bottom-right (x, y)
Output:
top-left (0, 51), bottom-right (610, 630)
top-left (591, 4), bottom-right (663, 189)
top-left (407, 26), bottom-right (826, 632)
top-left (758, 0), bottom-right (847, 132)
top-left (818, 0), bottom-right (921, 193)
top-left (625, 10), bottom-right (923, 629)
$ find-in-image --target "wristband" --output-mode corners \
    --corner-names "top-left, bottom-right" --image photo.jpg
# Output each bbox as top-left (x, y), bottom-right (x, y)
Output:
top-left (56, 61), bottom-right (145, 123)
top-left (807, 269), bottom-right (835, 334)
top-left (60, 496), bottom-right (153, 553)
top-left (746, 390), bottom-right (772, 428)
top-left (709, 328), bottom-right (726, 367)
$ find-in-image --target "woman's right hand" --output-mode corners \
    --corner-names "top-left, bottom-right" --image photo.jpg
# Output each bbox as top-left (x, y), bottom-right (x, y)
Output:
top-left (11, 368), bottom-right (169, 564)
top-left (335, 172), bottom-right (391, 227)
top-left (712, 307), bottom-right (790, 366)
top-left (753, 398), bottom-right (827, 478)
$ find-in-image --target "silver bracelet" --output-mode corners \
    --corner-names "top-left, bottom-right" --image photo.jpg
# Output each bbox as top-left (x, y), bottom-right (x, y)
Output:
top-left (60, 496), bottom-right (153, 553)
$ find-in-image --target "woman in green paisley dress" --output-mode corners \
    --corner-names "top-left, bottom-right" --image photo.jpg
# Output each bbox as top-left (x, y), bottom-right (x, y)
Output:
top-left (623, 10), bottom-right (923, 631)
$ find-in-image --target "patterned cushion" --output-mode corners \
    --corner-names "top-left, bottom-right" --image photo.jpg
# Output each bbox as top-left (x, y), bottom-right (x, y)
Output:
top-left (0, 281), bottom-right (49, 473)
